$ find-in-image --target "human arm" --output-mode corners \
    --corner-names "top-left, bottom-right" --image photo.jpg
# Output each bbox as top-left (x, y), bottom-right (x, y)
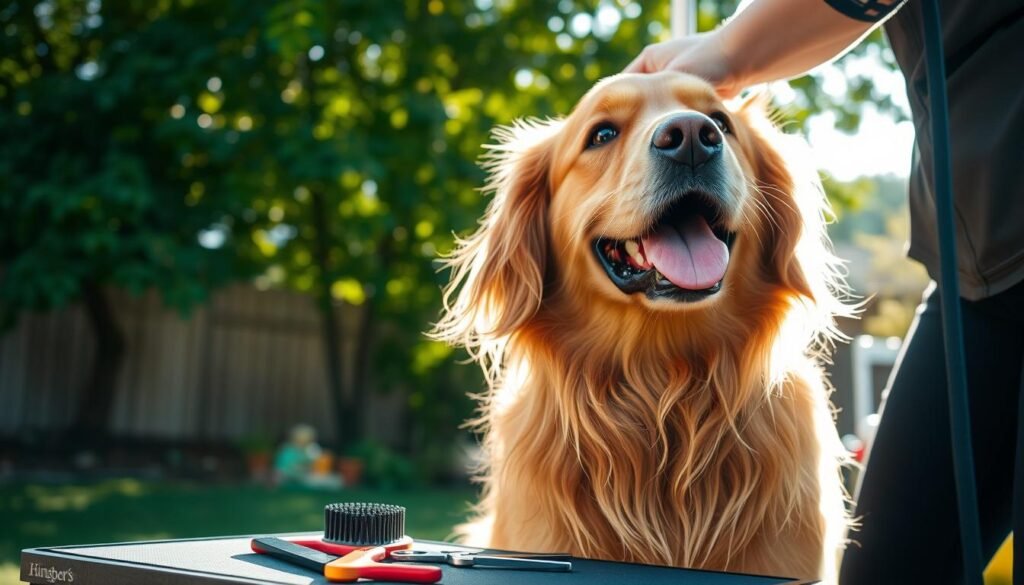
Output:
top-left (625, 0), bottom-right (899, 97)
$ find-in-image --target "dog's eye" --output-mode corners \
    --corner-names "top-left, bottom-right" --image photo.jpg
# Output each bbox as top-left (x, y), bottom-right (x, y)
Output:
top-left (587, 124), bottom-right (619, 149)
top-left (709, 112), bottom-right (731, 134)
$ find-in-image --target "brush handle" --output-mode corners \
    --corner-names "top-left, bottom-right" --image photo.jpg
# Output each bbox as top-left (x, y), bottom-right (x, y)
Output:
top-left (251, 537), bottom-right (334, 572)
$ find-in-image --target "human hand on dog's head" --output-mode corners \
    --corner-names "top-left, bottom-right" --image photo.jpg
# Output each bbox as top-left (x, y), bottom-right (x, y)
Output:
top-left (624, 31), bottom-right (743, 98)
top-left (624, 0), bottom-right (877, 99)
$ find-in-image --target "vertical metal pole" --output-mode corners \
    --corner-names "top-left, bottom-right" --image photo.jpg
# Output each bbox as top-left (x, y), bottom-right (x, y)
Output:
top-left (670, 0), bottom-right (698, 38)
top-left (920, 1), bottom-right (984, 583)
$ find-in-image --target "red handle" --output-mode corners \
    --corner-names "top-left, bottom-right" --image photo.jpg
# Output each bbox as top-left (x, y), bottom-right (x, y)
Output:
top-left (282, 535), bottom-right (414, 557)
top-left (284, 537), bottom-right (358, 556)
top-left (357, 563), bottom-right (442, 584)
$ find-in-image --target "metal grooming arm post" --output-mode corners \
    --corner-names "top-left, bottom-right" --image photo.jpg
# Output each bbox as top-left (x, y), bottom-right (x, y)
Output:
top-left (920, 1), bottom-right (984, 582)
top-left (671, 0), bottom-right (698, 38)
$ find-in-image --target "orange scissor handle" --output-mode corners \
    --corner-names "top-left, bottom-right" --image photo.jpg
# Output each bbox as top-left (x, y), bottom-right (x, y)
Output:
top-left (323, 546), bottom-right (442, 583)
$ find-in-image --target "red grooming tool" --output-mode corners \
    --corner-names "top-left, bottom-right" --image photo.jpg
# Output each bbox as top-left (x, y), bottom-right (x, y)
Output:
top-left (250, 502), bottom-right (438, 583)
top-left (251, 536), bottom-right (440, 581)
top-left (252, 537), bottom-right (440, 583)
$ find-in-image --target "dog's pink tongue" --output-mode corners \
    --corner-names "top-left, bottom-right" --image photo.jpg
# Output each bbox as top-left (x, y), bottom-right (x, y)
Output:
top-left (641, 216), bottom-right (729, 290)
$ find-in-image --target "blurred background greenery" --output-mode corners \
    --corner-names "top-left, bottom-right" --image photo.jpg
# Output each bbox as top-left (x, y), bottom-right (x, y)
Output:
top-left (4, 0), bottom-right (1006, 583)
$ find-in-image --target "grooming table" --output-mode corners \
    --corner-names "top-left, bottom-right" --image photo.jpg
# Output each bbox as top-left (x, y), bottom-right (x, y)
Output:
top-left (20, 533), bottom-right (814, 584)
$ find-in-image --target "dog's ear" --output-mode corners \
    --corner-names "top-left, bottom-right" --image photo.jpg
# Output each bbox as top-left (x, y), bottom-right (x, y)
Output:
top-left (751, 139), bottom-right (815, 300)
top-left (737, 97), bottom-right (853, 347)
top-left (737, 97), bottom-right (817, 300)
top-left (433, 119), bottom-right (560, 359)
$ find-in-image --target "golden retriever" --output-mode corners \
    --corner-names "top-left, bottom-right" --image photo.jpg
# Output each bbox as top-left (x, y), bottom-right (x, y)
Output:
top-left (434, 72), bottom-right (852, 582)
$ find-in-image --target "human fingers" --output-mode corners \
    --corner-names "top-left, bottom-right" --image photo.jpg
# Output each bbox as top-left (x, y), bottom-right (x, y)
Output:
top-left (623, 46), bottom-right (652, 73)
top-left (623, 39), bottom-right (699, 75)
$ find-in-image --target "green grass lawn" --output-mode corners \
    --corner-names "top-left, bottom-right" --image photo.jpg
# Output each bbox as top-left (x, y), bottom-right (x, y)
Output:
top-left (0, 479), bottom-right (477, 585)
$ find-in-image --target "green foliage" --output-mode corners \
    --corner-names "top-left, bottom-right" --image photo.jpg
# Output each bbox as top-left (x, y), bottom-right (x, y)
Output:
top-left (821, 174), bottom-right (875, 221)
top-left (237, 434), bottom-right (276, 455)
top-left (0, 1), bottom-right (266, 324)
top-left (346, 439), bottom-right (419, 490)
top-left (826, 175), bottom-right (909, 241)
top-left (0, 0), bottom-right (900, 463)
top-left (824, 175), bottom-right (930, 337)
top-left (781, 28), bottom-right (908, 136)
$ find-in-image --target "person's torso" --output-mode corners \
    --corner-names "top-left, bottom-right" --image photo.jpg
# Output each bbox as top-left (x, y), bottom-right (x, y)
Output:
top-left (884, 0), bottom-right (1024, 299)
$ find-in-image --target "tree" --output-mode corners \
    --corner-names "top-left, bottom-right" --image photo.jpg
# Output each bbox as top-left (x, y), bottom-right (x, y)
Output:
top-left (0, 0), bottom-right (265, 436)
top-left (0, 0), bottom-right (901, 457)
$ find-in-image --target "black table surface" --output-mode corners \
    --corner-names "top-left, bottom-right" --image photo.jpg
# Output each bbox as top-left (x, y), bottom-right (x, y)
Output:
top-left (20, 533), bottom-right (815, 585)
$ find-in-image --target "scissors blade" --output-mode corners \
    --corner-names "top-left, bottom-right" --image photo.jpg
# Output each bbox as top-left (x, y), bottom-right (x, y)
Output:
top-left (464, 555), bottom-right (572, 572)
top-left (475, 552), bottom-right (572, 561)
top-left (388, 550), bottom-right (450, 563)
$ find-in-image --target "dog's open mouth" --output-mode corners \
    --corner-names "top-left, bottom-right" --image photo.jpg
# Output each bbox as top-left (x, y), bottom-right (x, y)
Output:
top-left (594, 193), bottom-right (735, 302)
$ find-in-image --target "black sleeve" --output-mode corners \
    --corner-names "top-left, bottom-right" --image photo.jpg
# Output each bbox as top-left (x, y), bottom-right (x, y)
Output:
top-left (823, 0), bottom-right (907, 22)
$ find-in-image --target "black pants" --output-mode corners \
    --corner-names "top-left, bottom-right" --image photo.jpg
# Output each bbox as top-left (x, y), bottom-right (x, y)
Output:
top-left (839, 281), bottom-right (1023, 585)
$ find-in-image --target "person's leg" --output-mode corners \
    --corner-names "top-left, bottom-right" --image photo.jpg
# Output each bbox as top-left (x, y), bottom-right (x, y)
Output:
top-left (839, 283), bottom-right (1023, 584)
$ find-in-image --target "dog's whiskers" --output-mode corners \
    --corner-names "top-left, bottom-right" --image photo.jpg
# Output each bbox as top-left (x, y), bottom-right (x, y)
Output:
top-left (752, 181), bottom-right (800, 216)
top-left (743, 180), bottom-right (787, 235)
top-left (738, 205), bottom-right (769, 252)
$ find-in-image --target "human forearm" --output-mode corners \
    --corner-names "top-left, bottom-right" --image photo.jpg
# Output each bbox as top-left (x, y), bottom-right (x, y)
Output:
top-left (720, 0), bottom-right (878, 87)
top-left (625, 0), bottom-right (883, 97)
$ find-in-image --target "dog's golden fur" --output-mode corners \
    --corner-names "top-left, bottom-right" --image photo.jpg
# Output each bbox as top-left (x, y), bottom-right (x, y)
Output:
top-left (434, 72), bottom-right (852, 581)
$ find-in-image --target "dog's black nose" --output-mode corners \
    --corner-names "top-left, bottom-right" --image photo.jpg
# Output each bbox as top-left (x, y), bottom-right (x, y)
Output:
top-left (651, 113), bottom-right (723, 168)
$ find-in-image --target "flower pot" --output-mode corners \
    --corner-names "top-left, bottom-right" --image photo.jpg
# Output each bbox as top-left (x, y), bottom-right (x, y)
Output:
top-left (246, 451), bottom-right (271, 483)
top-left (338, 456), bottom-right (364, 487)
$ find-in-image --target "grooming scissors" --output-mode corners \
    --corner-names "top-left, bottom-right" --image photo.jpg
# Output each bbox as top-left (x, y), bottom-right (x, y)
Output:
top-left (390, 549), bottom-right (572, 572)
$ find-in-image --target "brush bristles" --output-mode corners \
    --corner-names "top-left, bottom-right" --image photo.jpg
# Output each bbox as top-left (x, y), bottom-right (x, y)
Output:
top-left (323, 502), bottom-right (406, 545)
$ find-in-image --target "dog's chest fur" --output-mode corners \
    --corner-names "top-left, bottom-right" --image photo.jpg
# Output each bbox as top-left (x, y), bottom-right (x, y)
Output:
top-left (467, 338), bottom-right (846, 581)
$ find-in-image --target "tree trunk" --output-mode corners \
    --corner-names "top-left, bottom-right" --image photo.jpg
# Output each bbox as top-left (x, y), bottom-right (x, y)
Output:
top-left (350, 236), bottom-right (394, 444)
top-left (297, 50), bottom-right (356, 451)
top-left (310, 189), bottom-right (355, 450)
top-left (70, 281), bottom-right (125, 441)
top-left (350, 296), bottom-right (374, 442)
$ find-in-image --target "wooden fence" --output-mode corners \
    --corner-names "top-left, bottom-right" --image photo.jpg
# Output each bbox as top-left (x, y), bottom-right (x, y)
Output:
top-left (0, 285), bottom-right (403, 444)
top-left (0, 282), bottom-right (882, 446)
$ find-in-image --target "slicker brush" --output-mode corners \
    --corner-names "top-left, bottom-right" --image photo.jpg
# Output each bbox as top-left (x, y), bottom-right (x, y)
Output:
top-left (251, 501), bottom-right (433, 583)
top-left (324, 502), bottom-right (407, 546)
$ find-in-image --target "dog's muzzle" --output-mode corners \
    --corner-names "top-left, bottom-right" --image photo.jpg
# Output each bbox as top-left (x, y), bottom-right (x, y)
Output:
top-left (593, 113), bottom-right (735, 303)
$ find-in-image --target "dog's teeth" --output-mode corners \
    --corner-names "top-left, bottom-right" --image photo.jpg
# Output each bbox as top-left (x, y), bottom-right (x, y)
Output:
top-left (624, 240), bottom-right (639, 260)
top-left (624, 239), bottom-right (651, 269)
top-left (624, 240), bottom-right (646, 267)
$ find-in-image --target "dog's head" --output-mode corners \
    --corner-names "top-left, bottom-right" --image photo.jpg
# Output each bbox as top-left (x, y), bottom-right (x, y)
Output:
top-left (436, 72), bottom-right (845, 362)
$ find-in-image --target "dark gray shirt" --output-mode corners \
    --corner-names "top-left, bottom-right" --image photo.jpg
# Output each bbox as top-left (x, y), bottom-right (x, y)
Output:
top-left (829, 0), bottom-right (1024, 300)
